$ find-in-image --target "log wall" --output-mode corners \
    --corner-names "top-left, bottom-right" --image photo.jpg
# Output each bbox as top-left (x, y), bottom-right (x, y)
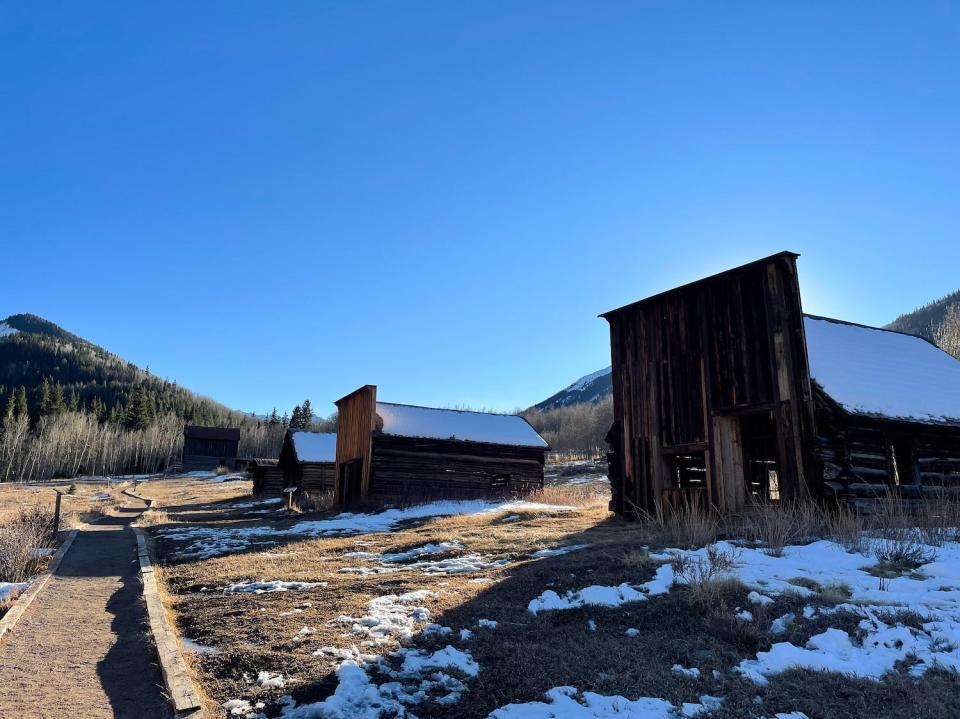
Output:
top-left (368, 435), bottom-right (545, 501)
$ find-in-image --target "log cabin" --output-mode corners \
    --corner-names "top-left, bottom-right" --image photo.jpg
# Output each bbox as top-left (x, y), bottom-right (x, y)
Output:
top-left (333, 385), bottom-right (549, 505)
top-left (278, 430), bottom-right (337, 496)
top-left (602, 251), bottom-right (960, 516)
top-left (181, 425), bottom-right (240, 472)
top-left (248, 458), bottom-right (284, 495)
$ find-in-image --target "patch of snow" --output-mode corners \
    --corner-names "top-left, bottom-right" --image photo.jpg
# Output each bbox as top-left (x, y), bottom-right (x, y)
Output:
top-left (161, 498), bottom-right (571, 560)
top-left (334, 590), bottom-right (438, 647)
top-left (530, 544), bottom-right (591, 559)
top-left (0, 581), bottom-right (30, 602)
top-left (181, 637), bottom-right (220, 655)
top-left (671, 664), bottom-right (701, 678)
top-left (255, 671), bottom-right (284, 689)
top-left (770, 613), bottom-right (795, 635)
top-left (737, 609), bottom-right (754, 621)
top-left (224, 580), bottom-right (326, 594)
top-left (625, 628), bottom-right (639, 637)
top-left (748, 591), bottom-right (774, 605)
top-left (376, 401), bottom-right (548, 447)
top-left (527, 564), bottom-right (673, 614)
top-left (0, 322), bottom-right (20, 339)
top-left (489, 686), bottom-right (679, 719)
top-left (477, 618), bottom-right (498, 629)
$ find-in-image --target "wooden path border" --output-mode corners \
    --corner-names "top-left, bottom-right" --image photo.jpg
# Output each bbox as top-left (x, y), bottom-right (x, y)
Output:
top-left (132, 526), bottom-right (204, 718)
top-left (0, 529), bottom-right (78, 644)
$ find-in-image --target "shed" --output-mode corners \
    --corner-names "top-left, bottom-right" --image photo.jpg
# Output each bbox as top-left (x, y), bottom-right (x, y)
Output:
top-left (333, 385), bottom-right (549, 505)
top-left (278, 431), bottom-right (337, 496)
top-left (182, 425), bottom-right (241, 473)
top-left (248, 458), bottom-right (284, 495)
top-left (602, 251), bottom-right (960, 515)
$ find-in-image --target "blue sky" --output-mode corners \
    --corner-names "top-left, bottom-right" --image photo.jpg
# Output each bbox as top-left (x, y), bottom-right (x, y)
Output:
top-left (2, 1), bottom-right (959, 416)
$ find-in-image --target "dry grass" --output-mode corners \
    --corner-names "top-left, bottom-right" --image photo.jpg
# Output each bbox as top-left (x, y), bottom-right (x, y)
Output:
top-left (143, 479), bottom-right (960, 719)
top-left (0, 506), bottom-right (56, 583)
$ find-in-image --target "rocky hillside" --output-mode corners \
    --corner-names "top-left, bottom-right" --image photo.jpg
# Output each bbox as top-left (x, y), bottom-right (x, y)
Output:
top-left (535, 366), bottom-right (612, 411)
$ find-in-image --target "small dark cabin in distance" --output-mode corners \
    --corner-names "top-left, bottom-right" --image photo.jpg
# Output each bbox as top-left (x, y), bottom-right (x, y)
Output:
top-left (182, 425), bottom-right (240, 472)
top-left (602, 251), bottom-right (960, 516)
top-left (278, 430), bottom-right (337, 496)
top-left (334, 385), bottom-right (549, 505)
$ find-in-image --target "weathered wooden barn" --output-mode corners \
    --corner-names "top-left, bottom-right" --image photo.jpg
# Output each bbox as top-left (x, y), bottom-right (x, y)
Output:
top-left (334, 385), bottom-right (549, 505)
top-left (278, 431), bottom-right (337, 496)
top-left (602, 251), bottom-right (960, 516)
top-left (248, 458), bottom-right (284, 495)
top-left (181, 425), bottom-right (240, 472)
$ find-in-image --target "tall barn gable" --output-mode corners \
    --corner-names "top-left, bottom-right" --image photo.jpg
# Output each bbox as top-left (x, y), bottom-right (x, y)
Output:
top-left (603, 252), bottom-right (960, 514)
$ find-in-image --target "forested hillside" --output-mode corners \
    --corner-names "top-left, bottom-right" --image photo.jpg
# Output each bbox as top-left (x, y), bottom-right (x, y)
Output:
top-left (886, 290), bottom-right (960, 340)
top-left (0, 313), bottom-right (240, 427)
top-left (0, 313), bottom-right (328, 481)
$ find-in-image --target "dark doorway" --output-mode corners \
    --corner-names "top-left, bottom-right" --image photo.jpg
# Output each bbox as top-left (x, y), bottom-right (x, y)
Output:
top-left (338, 459), bottom-right (363, 505)
top-left (740, 413), bottom-right (781, 501)
top-left (890, 439), bottom-right (917, 486)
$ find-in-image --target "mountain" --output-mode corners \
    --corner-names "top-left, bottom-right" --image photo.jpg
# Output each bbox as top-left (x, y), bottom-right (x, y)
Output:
top-left (0, 313), bottom-right (239, 425)
top-left (535, 366), bottom-right (612, 411)
top-left (886, 290), bottom-right (960, 340)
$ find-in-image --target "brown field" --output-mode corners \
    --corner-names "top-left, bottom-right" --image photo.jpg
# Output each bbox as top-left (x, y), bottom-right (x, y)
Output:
top-left (141, 477), bottom-right (960, 719)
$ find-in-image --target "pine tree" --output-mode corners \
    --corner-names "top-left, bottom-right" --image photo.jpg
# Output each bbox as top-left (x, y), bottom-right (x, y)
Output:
top-left (290, 404), bottom-right (303, 430)
top-left (89, 396), bottom-right (106, 422)
top-left (38, 377), bottom-right (52, 416)
top-left (67, 387), bottom-right (79, 412)
top-left (268, 408), bottom-right (279, 426)
top-left (300, 399), bottom-right (314, 429)
top-left (48, 383), bottom-right (66, 416)
top-left (281, 411), bottom-right (289, 428)
top-left (127, 386), bottom-right (155, 430)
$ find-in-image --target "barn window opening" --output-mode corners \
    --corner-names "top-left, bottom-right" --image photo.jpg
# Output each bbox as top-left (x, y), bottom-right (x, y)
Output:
top-left (890, 440), bottom-right (917, 486)
top-left (669, 454), bottom-right (707, 490)
top-left (740, 413), bottom-right (781, 501)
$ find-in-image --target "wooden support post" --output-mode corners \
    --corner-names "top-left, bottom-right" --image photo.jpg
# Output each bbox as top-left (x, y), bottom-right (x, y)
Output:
top-left (52, 490), bottom-right (63, 539)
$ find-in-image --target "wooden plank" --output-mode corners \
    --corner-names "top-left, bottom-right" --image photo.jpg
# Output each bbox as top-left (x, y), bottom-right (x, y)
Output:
top-left (131, 527), bottom-right (204, 716)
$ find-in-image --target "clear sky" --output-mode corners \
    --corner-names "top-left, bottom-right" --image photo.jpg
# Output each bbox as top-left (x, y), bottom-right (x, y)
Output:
top-left (2, 2), bottom-right (959, 416)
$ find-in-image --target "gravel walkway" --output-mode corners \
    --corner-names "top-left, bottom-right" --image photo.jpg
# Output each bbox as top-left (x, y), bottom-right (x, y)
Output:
top-left (0, 505), bottom-right (173, 718)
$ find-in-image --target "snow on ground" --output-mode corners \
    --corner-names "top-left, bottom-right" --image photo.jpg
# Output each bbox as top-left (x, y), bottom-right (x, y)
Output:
top-left (530, 544), bottom-right (591, 559)
top-left (339, 541), bottom-right (511, 576)
top-left (488, 686), bottom-right (721, 719)
top-left (0, 581), bottom-right (29, 602)
top-left (528, 563), bottom-right (673, 614)
top-left (530, 536), bottom-right (960, 686)
top-left (224, 580), bottom-right (327, 594)
top-left (159, 499), bottom-right (572, 560)
top-left (181, 637), bottom-right (220, 655)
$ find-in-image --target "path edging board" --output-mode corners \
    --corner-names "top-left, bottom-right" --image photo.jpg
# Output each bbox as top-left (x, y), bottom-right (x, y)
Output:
top-left (132, 526), bottom-right (204, 717)
top-left (0, 529), bottom-right (78, 644)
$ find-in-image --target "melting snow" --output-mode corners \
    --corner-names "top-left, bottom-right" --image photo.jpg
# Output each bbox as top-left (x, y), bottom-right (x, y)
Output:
top-left (530, 544), bottom-right (591, 559)
top-left (160, 499), bottom-right (570, 560)
top-left (224, 580), bottom-right (326, 594)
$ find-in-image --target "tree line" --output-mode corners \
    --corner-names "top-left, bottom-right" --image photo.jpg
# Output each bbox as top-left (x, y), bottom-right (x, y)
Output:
top-left (0, 388), bottom-right (333, 483)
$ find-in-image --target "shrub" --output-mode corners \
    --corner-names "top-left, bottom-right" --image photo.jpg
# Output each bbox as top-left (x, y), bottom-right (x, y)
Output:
top-left (0, 506), bottom-right (56, 584)
top-left (214, 465), bottom-right (231, 476)
top-left (640, 500), bottom-right (719, 549)
top-left (671, 543), bottom-right (743, 607)
top-left (871, 529), bottom-right (938, 573)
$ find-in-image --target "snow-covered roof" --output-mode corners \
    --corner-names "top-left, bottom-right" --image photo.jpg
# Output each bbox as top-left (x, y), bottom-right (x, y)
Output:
top-left (291, 431), bottom-right (337, 463)
top-left (804, 315), bottom-right (960, 426)
top-left (375, 402), bottom-right (548, 448)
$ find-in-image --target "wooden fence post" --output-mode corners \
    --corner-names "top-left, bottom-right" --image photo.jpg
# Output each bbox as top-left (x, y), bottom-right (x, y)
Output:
top-left (53, 490), bottom-right (63, 539)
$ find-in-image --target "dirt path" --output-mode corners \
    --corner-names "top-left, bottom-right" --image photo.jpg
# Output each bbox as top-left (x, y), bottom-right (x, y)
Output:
top-left (0, 504), bottom-right (173, 719)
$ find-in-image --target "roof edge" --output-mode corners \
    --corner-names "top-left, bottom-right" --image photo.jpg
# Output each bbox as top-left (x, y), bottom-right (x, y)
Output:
top-left (599, 251), bottom-right (800, 319)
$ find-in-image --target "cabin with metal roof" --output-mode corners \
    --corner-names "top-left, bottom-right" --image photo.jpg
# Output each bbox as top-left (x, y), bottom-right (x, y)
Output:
top-left (333, 385), bottom-right (549, 505)
top-left (277, 430), bottom-right (337, 497)
top-left (602, 252), bottom-right (960, 516)
top-left (181, 425), bottom-right (241, 472)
